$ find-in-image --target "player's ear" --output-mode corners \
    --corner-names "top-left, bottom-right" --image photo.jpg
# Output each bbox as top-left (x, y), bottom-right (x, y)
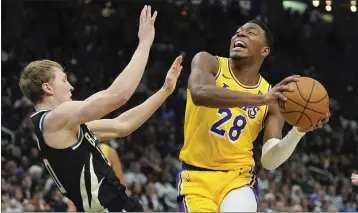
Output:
top-left (261, 46), bottom-right (270, 57)
top-left (42, 82), bottom-right (54, 95)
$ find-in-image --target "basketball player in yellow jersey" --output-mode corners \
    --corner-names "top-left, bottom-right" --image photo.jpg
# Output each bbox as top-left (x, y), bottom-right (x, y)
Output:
top-left (98, 142), bottom-right (127, 187)
top-left (177, 20), bottom-right (330, 212)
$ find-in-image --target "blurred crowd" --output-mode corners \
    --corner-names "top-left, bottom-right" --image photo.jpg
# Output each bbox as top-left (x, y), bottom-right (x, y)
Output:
top-left (2, 0), bottom-right (358, 212)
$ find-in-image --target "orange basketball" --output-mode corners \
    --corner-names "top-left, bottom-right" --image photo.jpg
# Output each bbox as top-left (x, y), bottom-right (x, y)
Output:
top-left (278, 77), bottom-right (329, 129)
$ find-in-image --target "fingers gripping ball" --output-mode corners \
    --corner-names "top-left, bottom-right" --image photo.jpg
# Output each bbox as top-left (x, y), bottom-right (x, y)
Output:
top-left (278, 77), bottom-right (329, 129)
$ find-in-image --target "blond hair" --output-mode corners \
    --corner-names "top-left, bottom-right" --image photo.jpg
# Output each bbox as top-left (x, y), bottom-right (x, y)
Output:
top-left (19, 60), bottom-right (63, 104)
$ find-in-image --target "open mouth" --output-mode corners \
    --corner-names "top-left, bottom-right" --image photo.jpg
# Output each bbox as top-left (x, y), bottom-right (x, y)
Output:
top-left (233, 40), bottom-right (246, 50)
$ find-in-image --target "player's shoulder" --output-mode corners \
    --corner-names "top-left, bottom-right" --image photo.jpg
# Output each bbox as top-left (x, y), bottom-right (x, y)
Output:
top-left (192, 51), bottom-right (219, 64)
top-left (191, 52), bottom-right (220, 75)
top-left (44, 101), bottom-right (82, 131)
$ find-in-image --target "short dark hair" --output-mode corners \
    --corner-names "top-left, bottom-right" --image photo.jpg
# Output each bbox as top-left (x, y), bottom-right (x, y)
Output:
top-left (247, 20), bottom-right (274, 52)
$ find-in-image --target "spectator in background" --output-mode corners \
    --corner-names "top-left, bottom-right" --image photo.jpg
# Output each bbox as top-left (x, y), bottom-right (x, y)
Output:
top-left (352, 173), bottom-right (358, 186)
top-left (125, 163), bottom-right (148, 186)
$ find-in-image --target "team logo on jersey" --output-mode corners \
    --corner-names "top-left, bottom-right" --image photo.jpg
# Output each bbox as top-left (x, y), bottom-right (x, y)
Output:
top-left (239, 106), bottom-right (260, 119)
top-left (85, 132), bottom-right (97, 147)
top-left (222, 83), bottom-right (230, 89)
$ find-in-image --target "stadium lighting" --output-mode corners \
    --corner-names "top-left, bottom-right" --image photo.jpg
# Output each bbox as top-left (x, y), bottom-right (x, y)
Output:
top-left (351, 1), bottom-right (357, 12)
top-left (312, 0), bottom-right (320, 7)
top-left (325, 0), bottom-right (332, 11)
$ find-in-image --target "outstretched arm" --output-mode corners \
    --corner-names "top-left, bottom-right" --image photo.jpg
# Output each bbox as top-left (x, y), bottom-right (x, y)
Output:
top-left (261, 104), bottom-right (330, 170)
top-left (43, 6), bottom-right (158, 132)
top-left (188, 52), bottom-right (300, 108)
top-left (87, 56), bottom-right (183, 141)
top-left (86, 5), bottom-right (157, 102)
top-left (260, 103), bottom-right (305, 170)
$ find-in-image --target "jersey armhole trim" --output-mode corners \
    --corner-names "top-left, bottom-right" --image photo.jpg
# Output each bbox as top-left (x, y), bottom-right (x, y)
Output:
top-left (39, 111), bottom-right (51, 134)
top-left (214, 56), bottom-right (222, 80)
top-left (261, 84), bottom-right (272, 129)
top-left (71, 127), bottom-right (84, 150)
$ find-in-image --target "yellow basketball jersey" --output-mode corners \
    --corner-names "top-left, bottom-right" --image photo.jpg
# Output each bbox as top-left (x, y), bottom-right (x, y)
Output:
top-left (99, 143), bottom-right (110, 160)
top-left (179, 56), bottom-right (271, 171)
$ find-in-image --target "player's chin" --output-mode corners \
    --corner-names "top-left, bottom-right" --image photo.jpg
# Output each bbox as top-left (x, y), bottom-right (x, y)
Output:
top-left (230, 52), bottom-right (245, 60)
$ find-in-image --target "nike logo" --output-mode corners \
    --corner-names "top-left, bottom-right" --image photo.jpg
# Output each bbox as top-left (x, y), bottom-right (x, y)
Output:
top-left (222, 74), bottom-right (233, 80)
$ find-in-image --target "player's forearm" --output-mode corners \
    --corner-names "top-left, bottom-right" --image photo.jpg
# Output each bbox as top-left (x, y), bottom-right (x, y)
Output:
top-left (261, 127), bottom-right (305, 170)
top-left (115, 89), bottom-right (169, 135)
top-left (106, 43), bottom-right (151, 98)
top-left (191, 85), bottom-right (266, 108)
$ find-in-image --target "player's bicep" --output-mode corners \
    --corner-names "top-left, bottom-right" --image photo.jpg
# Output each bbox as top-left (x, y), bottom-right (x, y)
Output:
top-left (263, 103), bottom-right (285, 144)
top-left (86, 119), bottom-right (128, 141)
top-left (48, 94), bottom-right (126, 131)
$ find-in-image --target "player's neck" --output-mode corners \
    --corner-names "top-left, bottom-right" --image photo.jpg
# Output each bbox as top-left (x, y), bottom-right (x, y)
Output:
top-left (35, 98), bottom-right (59, 111)
top-left (230, 58), bottom-right (262, 86)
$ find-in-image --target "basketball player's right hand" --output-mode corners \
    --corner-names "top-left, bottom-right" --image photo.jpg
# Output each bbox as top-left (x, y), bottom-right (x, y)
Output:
top-left (161, 56), bottom-right (183, 95)
top-left (138, 5), bottom-right (158, 47)
top-left (264, 75), bottom-right (301, 104)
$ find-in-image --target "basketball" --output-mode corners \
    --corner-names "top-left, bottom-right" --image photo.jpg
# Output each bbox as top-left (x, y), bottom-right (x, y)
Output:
top-left (278, 77), bottom-right (329, 129)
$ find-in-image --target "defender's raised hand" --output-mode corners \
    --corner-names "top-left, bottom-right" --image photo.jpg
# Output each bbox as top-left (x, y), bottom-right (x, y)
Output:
top-left (162, 56), bottom-right (183, 95)
top-left (138, 5), bottom-right (158, 47)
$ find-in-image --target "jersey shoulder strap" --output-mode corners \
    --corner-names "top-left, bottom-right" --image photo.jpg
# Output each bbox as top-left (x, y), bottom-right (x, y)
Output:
top-left (30, 110), bottom-right (52, 151)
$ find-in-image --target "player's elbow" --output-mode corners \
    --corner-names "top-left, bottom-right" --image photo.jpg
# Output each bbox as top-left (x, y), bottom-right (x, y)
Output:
top-left (114, 91), bottom-right (130, 106)
top-left (102, 89), bottom-right (130, 108)
top-left (261, 152), bottom-right (282, 170)
top-left (260, 153), bottom-right (280, 171)
top-left (190, 86), bottom-right (209, 106)
top-left (261, 160), bottom-right (279, 171)
top-left (114, 122), bottom-right (132, 138)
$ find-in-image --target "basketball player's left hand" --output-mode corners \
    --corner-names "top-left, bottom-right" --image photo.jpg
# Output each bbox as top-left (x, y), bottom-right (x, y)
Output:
top-left (161, 56), bottom-right (183, 95)
top-left (297, 111), bottom-right (330, 132)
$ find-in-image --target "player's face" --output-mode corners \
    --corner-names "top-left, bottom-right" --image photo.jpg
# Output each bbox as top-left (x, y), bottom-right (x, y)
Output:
top-left (44, 68), bottom-right (74, 104)
top-left (230, 23), bottom-right (270, 60)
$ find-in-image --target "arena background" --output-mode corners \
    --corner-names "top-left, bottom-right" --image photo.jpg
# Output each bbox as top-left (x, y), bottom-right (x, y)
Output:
top-left (1, 0), bottom-right (358, 212)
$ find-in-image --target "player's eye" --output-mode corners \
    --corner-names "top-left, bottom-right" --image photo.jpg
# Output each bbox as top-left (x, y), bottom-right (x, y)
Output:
top-left (248, 31), bottom-right (256, 35)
